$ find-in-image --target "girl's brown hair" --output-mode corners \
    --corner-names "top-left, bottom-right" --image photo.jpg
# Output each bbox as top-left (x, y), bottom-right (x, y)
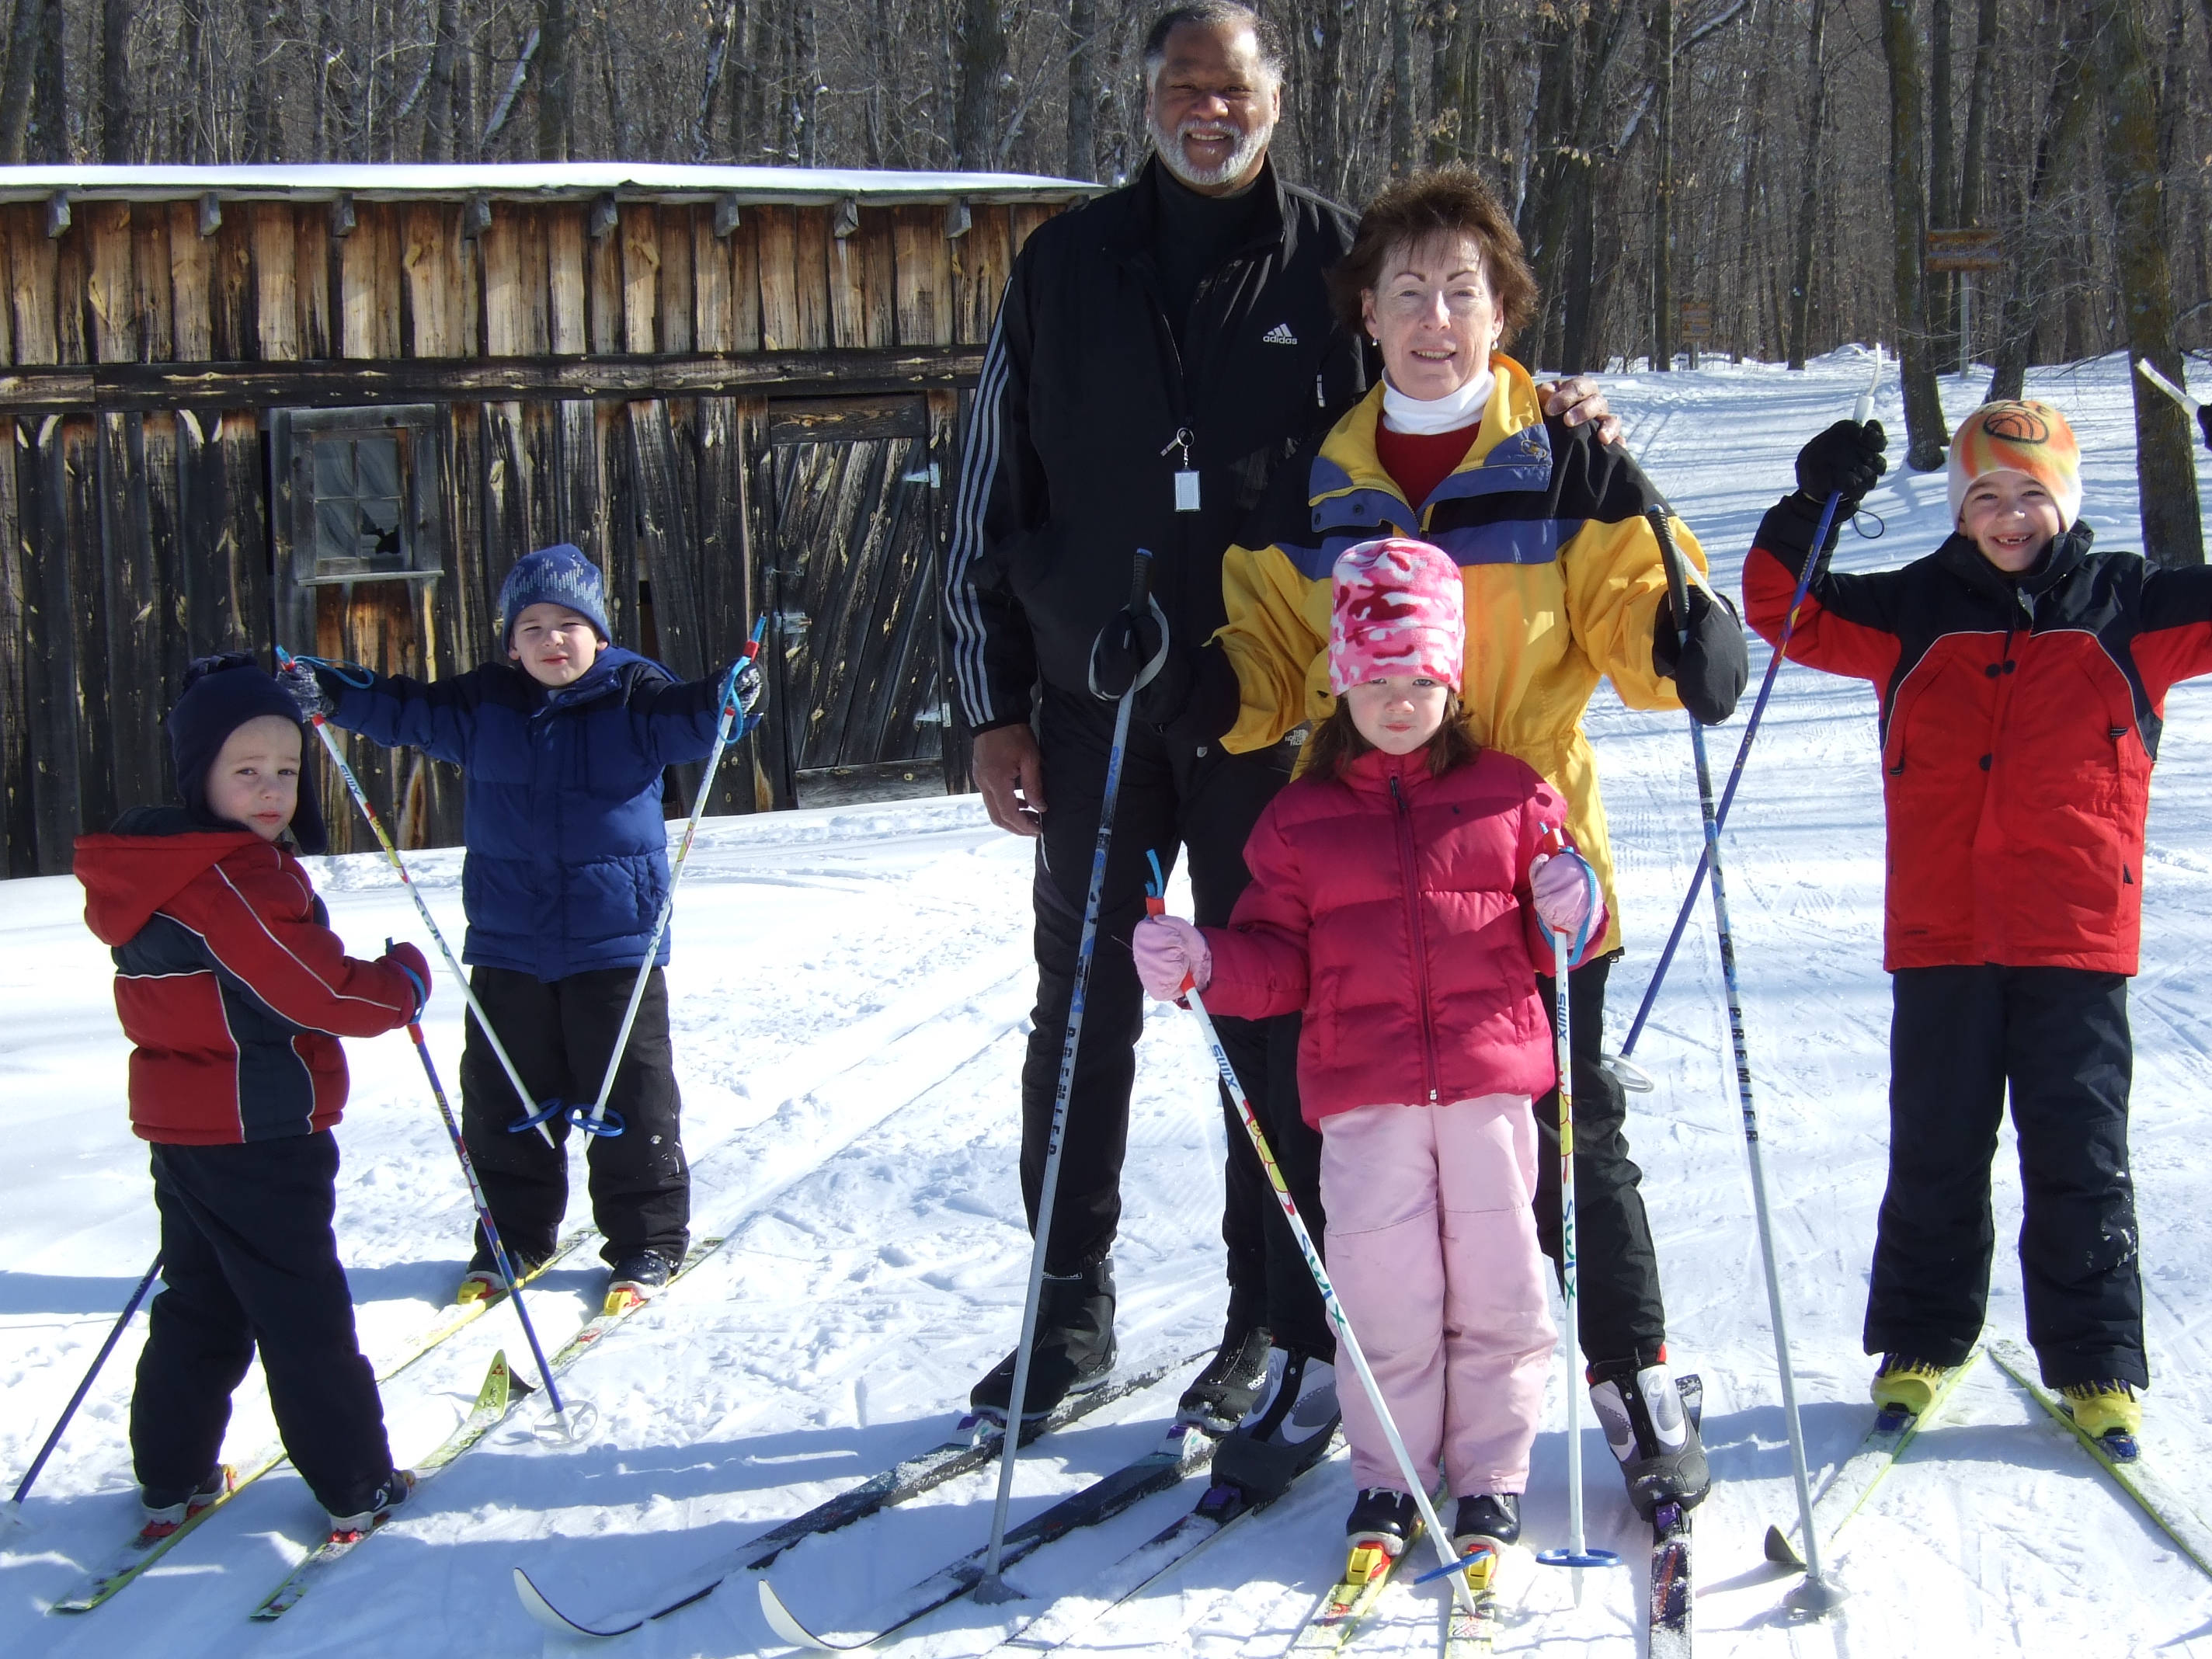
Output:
top-left (1326, 167), bottom-right (1539, 343)
top-left (1301, 699), bottom-right (1480, 784)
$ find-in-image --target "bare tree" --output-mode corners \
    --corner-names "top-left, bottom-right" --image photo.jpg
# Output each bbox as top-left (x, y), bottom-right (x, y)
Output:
top-left (1880, 0), bottom-right (1947, 468)
top-left (1786, 0), bottom-right (1829, 369)
top-left (0, 0), bottom-right (43, 163)
top-left (1067, 0), bottom-right (1100, 179)
top-left (2095, 0), bottom-right (2204, 562)
top-left (539, 0), bottom-right (575, 161)
top-left (955, 0), bottom-right (1004, 169)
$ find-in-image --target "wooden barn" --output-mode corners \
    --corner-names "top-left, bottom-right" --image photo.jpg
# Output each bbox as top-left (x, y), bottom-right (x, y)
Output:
top-left (0, 162), bottom-right (1094, 877)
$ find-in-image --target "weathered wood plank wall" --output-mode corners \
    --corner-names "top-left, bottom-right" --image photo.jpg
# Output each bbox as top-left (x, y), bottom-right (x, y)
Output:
top-left (0, 190), bottom-right (1054, 873)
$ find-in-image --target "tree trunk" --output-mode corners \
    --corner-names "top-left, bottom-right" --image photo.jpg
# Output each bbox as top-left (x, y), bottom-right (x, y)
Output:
top-left (0, 0), bottom-right (43, 164)
top-left (1879, 0), bottom-right (1946, 469)
top-left (27, 0), bottom-right (65, 162)
top-left (96, 0), bottom-right (130, 161)
top-left (2094, 0), bottom-right (2203, 565)
top-left (1650, 0), bottom-right (1675, 372)
top-left (1956, 0), bottom-right (1997, 222)
top-left (423, 0), bottom-right (460, 161)
top-left (1428, 1), bottom-right (1478, 166)
top-left (1066, 0), bottom-right (1097, 180)
top-left (954, 0), bottom-right (1004, 170)
top-left (1927, 0), bottom-right (1955, 366)
top-left (1989, 0), bottom-right (2091, 401)
top-left (1390, 0), bottom-right (1416, 173)
top-left (1786, 0), bottom-right (1828, 369)
top-left (177, 0), bottom-right (207, 161)
top-left (1562, 156), bottom-right (1599, 370)
top-left (537, 0), bottom-right (574, 162)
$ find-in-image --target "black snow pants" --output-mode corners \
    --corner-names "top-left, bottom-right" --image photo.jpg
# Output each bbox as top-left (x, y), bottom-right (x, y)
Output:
top-left (1022, 685), bottom-right (1333, 1357)
top-left (458, 964), bottom-right (689, 1268)
top-left (132, 1134), bottom-right (394, 1517)
top-left (1866, 964), bottom-right (2144, 1388)
top-left (1531, 953), bottom-right (1671, 1371)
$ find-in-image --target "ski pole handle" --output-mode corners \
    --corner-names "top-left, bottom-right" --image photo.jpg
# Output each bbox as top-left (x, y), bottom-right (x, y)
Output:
top-left (1129, 547), bottom-right (1155, 605)
top-left (1852, 343), bottom-right (1882, 426)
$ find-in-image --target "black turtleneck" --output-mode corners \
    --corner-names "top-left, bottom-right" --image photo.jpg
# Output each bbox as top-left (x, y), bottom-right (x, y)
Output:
top-left (1152, 162), bottom-right (1267, 348)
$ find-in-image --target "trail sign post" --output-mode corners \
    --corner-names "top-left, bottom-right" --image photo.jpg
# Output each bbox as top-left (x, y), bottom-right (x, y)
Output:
top-left (1679, 301), bottom-right (1712, 370)
top-left (1927, 229), bottom-right (2006, 374)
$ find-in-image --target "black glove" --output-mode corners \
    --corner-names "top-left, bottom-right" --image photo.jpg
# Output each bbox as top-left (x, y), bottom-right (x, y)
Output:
top-left (1794, 419), bottom-right (1887, 513)
top-left (2198, 404), bottom-right (2210, 453)
top-left (278, 658), bottom-right (333, 718)
top-left (1089, 600), bottom-right (1168, 702)
top-left (1653, 585), bottom-right (1750, 725)
top-left (718, 654), bottom-right (764, 716)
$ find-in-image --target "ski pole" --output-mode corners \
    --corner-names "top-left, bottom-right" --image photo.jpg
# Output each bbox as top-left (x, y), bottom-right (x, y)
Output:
top-left (274, 646), bottom-right (558, 1149)
top-left (5, 1254), bottom-right (165, 1525)
top-left (1530, 833), bottom-right (1619, 1574)
top-left (975, 551), bottom-right (1167, 1604)
top-left (2135, 356), bottom-right (2199, 415)
top-left (573, 619), bottom-right (767, 1138)
top-left (1648, 506), bottom-right (1839, 1616)
top-left (1618, 346), bottom-right (1881, 1063)
top-left (1140, 879), bottom-right (1476, 1613)
top-left (394, 962), bottom-right (586, 1442)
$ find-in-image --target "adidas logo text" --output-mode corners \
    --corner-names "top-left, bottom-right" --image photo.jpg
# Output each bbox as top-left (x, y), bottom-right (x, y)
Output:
top-left (1262, 322), bottom-right (1298, 346)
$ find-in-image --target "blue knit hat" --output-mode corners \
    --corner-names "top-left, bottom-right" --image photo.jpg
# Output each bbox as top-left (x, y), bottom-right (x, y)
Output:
top-left (496, 544), bottom-right (611, 646)
top-left (166, 653), bottom-right (328, 854)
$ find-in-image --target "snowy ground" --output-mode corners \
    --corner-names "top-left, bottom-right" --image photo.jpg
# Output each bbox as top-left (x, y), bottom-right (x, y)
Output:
top-left (8, 351), bottom-right (2212, 1657)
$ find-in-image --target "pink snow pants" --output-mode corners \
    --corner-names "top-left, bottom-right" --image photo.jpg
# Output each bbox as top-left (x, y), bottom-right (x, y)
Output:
top-left (1320, 1093), bottom-right (1555, 1497)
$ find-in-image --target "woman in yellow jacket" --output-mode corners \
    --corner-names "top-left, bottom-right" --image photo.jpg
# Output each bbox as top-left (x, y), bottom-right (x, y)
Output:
top-left (1143, 168), bottom-right (1745, 1523)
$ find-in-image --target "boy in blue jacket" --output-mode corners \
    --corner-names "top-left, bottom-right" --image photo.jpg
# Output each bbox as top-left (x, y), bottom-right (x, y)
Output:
top-left (294, 545), bottom-right (751, 1309)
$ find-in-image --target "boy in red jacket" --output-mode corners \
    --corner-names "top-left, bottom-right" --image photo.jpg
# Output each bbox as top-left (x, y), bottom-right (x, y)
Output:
top-left (74, 655), bottom-right (431, 1542)
top-left (1741, 402), bottom-right (2212, 1455)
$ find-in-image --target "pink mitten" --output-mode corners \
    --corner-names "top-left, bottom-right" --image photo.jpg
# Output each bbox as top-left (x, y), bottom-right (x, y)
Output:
top-left (1132, 915), bottom-right (1211, 1000)
top-left (1529, 850), bottom-right (1598, 941)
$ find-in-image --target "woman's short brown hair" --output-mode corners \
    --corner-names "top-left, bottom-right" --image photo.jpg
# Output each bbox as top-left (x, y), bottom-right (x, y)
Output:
top-left (1327, 167), bottom-right (1539, 343)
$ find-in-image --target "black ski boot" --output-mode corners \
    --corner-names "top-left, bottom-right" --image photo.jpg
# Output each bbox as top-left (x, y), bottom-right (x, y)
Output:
top-left (1177, 1325), bottom-right (1274, 1433)
top-left (1211, 1347), bottom-right (1340, 1501)
top-left (1452, 1492), bottom-right (1522, 1550)
top-left (605, 1248), bottom-right (676, 1313)
top-left (969, 1257), bottom-right (1117, 1421)
top-left (1588, 1358), bottom-right (1710, 1521)
top-left (1344, 1486), bottom-right (1423, 1560)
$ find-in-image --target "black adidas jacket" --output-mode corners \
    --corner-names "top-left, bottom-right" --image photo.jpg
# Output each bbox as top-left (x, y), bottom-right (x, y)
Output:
top-left (943, 157), bottom-right (1372, 732)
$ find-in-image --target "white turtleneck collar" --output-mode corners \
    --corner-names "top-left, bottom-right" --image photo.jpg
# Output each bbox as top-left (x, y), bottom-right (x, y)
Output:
top-left (1380, 365), bottom-right (1495, 436)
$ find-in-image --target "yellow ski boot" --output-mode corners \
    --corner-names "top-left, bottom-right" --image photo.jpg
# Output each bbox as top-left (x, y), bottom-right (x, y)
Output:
top-left (1870, 1354), bottom-right (1950, 1421)
top-left (2058, 1379), bottom-right (2141, 1457)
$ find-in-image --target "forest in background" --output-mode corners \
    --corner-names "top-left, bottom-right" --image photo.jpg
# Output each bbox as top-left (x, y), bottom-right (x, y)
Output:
top-left (2, 0), bottom-right (2206, 545)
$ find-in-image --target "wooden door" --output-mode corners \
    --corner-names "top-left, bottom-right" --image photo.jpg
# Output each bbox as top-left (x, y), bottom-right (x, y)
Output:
top-left (758, 394), bottom-right (956, 809)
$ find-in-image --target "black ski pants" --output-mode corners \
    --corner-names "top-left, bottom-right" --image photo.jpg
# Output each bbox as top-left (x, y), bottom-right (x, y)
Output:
top-left (1866, 965), bottom-right (2144, 1388)
top-left (459, 965), bottom-right (689, 1268)
top-left (132, 1134), bottom-right (393, 1517)
top-left (1531, 954), bottom-right (1670, 1371)
top-left (1022, 685), bottom-right (1333, 1357)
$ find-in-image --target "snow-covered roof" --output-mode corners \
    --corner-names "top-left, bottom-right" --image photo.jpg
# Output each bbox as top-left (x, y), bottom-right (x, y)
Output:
top-left (0, 162), bottom-right (1101, 208)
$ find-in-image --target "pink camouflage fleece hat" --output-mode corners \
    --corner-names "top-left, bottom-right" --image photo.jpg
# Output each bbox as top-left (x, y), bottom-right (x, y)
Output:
top-left (1327, 537), bottom-right (1467, 695)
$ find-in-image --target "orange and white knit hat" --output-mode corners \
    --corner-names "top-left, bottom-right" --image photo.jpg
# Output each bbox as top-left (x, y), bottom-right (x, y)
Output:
top-left (1947, 401), bottom-right (2082, 529)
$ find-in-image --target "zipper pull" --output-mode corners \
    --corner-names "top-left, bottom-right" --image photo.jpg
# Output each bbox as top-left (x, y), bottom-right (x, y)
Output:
top-left (1161, 426), bottom-right (1200, 513)
top-left (1389, 774), bottom-right (1405, 811)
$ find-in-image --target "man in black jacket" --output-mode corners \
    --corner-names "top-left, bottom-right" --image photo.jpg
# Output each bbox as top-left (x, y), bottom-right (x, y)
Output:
top-left (944, 2), bottom-right (1616, 1466)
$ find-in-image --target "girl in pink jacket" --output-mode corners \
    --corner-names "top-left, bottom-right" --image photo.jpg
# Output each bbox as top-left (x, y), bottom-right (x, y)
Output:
top-left (1135, 537), bottom-right (1603, 1569)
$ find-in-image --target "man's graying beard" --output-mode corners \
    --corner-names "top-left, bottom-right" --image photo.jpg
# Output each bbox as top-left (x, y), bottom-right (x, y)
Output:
top-left (1149, 106), bottom-right (1275, 190)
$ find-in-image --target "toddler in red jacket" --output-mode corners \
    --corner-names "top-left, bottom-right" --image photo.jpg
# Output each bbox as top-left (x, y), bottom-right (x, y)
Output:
top-left (1741, 400), bottom-right (2212, 1456)
top-left (74, 656), bottom-right (430, 1546)
top-left (1135, 537), bottom-right (1603, 1572)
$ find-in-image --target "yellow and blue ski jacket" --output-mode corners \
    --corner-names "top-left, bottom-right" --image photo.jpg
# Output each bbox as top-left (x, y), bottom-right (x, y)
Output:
top-left (1213, 354), bottom-right (1715, 955)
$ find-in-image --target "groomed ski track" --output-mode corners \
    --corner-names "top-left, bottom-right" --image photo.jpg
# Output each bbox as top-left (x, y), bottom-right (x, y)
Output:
top-left (6, 352), bottom-right (2212, 1656)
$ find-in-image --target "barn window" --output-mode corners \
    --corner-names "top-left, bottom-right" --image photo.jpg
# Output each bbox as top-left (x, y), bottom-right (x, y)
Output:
top-left (273, 405), bottom-right (443, 586)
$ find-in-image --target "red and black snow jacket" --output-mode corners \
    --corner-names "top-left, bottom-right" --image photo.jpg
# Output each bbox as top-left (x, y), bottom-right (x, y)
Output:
top-left (75, 808), bottom-right (419, 1144)
top-left (1742, 503), bottom-right (2212, 974)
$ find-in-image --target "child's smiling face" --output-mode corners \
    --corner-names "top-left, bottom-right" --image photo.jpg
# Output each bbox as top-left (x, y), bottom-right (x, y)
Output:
top-left (509, 602), bottom-right (603, 687)
top-left (1960, 469), bottom-right (2064, 574)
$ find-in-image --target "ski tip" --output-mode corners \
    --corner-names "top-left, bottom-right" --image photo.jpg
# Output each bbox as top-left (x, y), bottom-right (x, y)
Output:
top-left (756, 1576), bottom-right (862, 1651)
top-left (514, 1566), bottom-right (638, 1637)
top-left (1762, 1524), bottom-right (1805, 1569)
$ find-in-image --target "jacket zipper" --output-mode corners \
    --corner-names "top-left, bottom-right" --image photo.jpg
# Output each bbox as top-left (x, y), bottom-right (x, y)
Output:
top-left (1389, 773), bottom-right (1443, 1104)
